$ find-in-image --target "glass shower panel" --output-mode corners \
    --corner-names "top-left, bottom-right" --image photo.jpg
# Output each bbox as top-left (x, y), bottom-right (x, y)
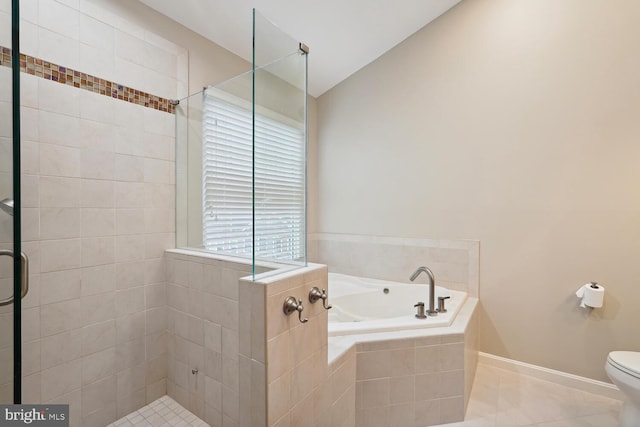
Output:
top-left (253, 9), bottom-right (303, 71)
top-left (174, 10), bottom-right (308, 279)
top-left (175, 71), bottom-right (255, 255)
top-left (252, 10), bottom-right (308, 273)
top-left (201, 71), bottom-right (254, 256)
top-left (175, 89), bottom-right (204, 249)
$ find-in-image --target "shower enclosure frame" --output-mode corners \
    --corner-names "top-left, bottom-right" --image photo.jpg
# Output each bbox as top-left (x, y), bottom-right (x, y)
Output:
top-left (9, 0), bottom-right (23, 404)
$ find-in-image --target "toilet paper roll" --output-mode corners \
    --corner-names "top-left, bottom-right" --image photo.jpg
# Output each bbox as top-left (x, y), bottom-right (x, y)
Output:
top-left (576, 283), bottom-right (605, 308)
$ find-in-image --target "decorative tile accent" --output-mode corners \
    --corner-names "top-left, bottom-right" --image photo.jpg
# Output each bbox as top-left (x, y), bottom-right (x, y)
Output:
top-left (0, 46), bottom-right (176, 114)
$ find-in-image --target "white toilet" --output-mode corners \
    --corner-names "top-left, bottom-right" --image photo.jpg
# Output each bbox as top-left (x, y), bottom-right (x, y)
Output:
top-left (606, 351), bottom-right (640, 427)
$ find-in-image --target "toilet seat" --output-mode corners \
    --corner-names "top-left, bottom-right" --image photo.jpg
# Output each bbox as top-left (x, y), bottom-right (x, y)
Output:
top-left (608, 351), bottom-right (640, 380)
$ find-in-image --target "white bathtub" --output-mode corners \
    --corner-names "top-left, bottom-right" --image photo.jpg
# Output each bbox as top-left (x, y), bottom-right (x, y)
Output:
top-left (328, 272), bottom-right (467, 336)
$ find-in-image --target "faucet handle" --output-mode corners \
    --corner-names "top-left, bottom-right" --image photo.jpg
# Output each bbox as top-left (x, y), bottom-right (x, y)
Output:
top-left (437, 296), bottom-right (450, 313)
top-left (414, 302), bottom-right (427, 319)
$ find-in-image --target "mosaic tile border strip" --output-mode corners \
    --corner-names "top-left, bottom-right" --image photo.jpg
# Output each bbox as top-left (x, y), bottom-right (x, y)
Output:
top-left (0, 46), bottom-right (176, 114)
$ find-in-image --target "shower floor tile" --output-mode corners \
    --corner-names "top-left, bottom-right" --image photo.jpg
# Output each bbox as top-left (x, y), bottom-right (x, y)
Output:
top-left (107, 395), bottom-right (209, 427)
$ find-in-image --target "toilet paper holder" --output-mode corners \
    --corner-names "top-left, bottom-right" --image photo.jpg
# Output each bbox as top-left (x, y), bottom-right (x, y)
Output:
top-left (576, 281), bottom-right (605, 309)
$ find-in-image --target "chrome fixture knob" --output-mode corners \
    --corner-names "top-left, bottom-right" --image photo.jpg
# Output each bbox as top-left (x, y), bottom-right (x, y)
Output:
top-left (437, 296), bottom-right (450, 313)
top-left (309, 287), bottom-right (332, 310)
top-left (283, 296), bottom-right (308, 323)
top-left (414, 302), bottom-right (427, 319)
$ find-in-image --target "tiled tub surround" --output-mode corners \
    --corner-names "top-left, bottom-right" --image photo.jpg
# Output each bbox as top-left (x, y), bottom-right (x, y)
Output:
top-left (310, 233), bottom-right (480, 425)
top-left (326, 296), bottom-right (479, 427)
top-left (363, 305), bottom-right (478, 426)
top-left (0, 0), bottom-right (187, 425)
top-left (240, 254), bottom-right (477, 427)
top-left (310, 234), bottom-right (479, 297)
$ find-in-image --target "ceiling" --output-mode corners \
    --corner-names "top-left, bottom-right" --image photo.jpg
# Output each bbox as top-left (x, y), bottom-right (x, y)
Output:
top-left (139, 0), bottom-right (462, 97)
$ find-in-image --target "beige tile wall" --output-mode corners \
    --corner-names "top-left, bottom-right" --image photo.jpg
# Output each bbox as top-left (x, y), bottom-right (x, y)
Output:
top-left (0, 1), bottom-right (186, 425)
top-left (0, 74), bottom-right (176, 426)
top-left (165, 251), bottom-right (253, 427)
top-left (310, 233), bottom-right (479, 297)
top-left (239, 263), bottom-right (356, 427)
top-left (238, 275), bottom-right (266, 427)
top-left (265, 265), bottom-right (329, 427)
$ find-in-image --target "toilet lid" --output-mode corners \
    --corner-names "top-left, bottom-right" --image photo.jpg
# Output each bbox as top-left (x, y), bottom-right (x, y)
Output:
top-left (608, 351), bottom-right (640, 379)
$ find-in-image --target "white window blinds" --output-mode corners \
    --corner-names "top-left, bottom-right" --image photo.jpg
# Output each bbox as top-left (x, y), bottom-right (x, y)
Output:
top-left (202, 93), bottom-right (305, 261)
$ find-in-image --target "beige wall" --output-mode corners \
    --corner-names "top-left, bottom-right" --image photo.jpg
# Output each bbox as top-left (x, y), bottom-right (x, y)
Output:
top-left (316, 0), bottom-right (640, 382)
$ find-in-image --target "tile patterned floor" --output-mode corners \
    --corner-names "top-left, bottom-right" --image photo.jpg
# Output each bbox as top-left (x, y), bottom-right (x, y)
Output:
top-left (434, 363), bottom-right (623, 427)
top-left (107, 396), bottom-right (209, 427)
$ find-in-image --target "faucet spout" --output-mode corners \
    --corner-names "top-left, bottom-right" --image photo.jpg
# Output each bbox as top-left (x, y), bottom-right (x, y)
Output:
top-left (409, 266), bottom-right (438, 316)
top-left (410, 266), bottom-right (433, 282)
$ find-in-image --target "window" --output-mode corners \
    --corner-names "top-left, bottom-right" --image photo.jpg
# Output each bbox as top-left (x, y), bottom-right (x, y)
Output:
top-left (202, 91), bottom-right (305, 261)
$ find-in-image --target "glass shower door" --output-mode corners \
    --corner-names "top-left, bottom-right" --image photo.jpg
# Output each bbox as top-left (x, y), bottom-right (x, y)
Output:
top-left (0, 0), bottom-right (23, 404)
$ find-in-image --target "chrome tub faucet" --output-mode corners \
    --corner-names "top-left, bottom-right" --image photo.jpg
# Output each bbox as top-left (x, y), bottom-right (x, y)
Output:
top-left (410, 266), bottom-right (438, 316)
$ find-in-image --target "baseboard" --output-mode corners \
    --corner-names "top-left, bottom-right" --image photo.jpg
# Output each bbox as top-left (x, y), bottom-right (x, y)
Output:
top-left (478, 352), bottom-right (623, 400)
